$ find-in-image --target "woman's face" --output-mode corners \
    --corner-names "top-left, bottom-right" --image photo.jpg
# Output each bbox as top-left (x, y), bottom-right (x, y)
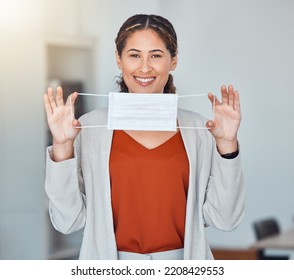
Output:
top-left (116, 29), bottom-right (177, 93)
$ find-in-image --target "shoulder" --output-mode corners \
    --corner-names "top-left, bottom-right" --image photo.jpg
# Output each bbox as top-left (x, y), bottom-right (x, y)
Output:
top-left (178, 108), bottom-right (213, 149)
top-left (75, 108), bottom-right (111, 148)
top-left (79, 108), bottom-right (108, 126)
top-left (178, 108), bottom-right (208, 127)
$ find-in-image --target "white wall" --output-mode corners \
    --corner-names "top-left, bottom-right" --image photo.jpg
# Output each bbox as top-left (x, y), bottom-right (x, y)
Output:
top-left (158, 0), bottom-right (294, 248)
top-left (0, 0), bottom-right (47, 259)
top-left (0, 0), bottom-right (89, 259)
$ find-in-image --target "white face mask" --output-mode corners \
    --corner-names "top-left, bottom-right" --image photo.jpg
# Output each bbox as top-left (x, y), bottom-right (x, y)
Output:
top-left (108, 92), bottom-right (178, 131)
top-left (71, 92), bottom-right (214, 131)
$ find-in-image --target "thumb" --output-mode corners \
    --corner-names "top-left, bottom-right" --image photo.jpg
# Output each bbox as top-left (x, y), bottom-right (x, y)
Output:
top-left (206, 120), bottom-right (218, 137)
top-left (72, 119), bottom-right (82, 131)
top-left (206, 120), bottom-right (214, 129)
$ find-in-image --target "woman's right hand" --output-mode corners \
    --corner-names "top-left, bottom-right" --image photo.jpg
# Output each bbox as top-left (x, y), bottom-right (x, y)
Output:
top-left (44, 86), bottom-right (81, 161)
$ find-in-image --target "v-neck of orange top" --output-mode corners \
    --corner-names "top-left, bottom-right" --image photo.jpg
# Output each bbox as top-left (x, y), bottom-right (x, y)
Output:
top-left (118, 130), bottom-right (181, 151)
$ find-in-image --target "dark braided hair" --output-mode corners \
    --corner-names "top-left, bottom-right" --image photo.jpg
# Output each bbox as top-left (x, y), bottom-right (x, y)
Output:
top-left (115, 14), bottom-right (178, 93)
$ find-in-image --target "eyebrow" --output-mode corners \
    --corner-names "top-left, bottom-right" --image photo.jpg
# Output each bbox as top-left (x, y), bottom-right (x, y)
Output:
top-left (127, 48), bottom-right (165, 53)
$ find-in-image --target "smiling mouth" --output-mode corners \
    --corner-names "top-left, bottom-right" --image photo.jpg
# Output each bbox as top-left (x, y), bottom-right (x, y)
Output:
top-left (134, 76), bottom-right (155, 86)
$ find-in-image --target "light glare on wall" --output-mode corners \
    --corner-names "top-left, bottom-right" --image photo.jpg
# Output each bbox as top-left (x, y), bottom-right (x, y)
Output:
top-left (0, 0), bottom-right (41, 31)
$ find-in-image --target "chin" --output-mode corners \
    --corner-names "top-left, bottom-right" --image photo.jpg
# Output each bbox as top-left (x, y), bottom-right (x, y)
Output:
top-left (129, 89), bottom-right (150, 94)
top-left (134, 88), bottom-right (163, 94)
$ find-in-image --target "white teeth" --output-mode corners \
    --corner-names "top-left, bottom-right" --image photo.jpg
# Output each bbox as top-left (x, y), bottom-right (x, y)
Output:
top-left (135, 77), bottom-right (155, 83)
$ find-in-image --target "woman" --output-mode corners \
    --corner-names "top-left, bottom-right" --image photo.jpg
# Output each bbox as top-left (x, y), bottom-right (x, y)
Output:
top-left (44, 14), bottom-right (245, 260)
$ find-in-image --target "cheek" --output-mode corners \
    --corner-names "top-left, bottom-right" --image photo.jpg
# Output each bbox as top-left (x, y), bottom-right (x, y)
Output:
top-left (156, 62), bottom-right (173, 76)
top-left (121, 61), bottom-right (138, 75)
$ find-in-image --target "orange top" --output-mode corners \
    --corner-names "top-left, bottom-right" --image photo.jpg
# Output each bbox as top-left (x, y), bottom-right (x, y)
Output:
top-left (109, 130), bottom-right (189, 254)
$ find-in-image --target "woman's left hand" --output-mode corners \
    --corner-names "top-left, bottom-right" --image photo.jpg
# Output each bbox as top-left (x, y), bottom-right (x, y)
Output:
top-left (206, 85), bottom-right (241, 155)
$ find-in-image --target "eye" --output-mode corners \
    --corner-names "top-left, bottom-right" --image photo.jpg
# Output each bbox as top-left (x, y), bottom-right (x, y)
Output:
top-left (151, 54), bottom-right (162, 58)
top-left (130, 53), bottom-right (140, 58)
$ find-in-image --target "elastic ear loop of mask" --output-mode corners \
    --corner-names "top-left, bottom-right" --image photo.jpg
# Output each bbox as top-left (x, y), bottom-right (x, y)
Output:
top-left (177, 94), bottom-right (216, 130)
top-left (70, 93), bottom-right (216, 129)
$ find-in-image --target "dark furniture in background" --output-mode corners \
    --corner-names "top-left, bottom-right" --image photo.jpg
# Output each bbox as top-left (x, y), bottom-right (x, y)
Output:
top-left (253, 218), bottom-right (289, 260)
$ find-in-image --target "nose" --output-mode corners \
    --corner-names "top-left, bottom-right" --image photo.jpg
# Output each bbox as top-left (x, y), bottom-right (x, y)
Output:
top-left (139, 57), bottom-right (152, 73)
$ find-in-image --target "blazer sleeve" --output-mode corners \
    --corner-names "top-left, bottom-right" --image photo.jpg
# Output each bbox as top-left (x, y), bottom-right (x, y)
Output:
top-left (202, 142), bottom-right (245, 231)
top-left (45, 134), bottom-right (86, 234)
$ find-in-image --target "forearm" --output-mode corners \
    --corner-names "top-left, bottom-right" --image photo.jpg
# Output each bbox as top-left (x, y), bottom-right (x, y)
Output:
top-left (203, 146), bottom-right (245, 231)
top-left (45, 146), bottom-right (86, 233)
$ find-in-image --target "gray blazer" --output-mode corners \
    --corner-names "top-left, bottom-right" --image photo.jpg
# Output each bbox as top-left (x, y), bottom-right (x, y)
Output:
top-left (45, 108), bottom-right (245, 259)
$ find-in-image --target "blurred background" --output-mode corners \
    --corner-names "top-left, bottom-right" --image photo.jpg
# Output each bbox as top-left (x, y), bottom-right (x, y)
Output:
top-left (1, 0), bottom-right (294, 259)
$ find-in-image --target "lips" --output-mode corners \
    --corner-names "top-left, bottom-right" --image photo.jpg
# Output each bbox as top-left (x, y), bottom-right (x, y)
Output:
top-left (134, 76), bottom-right (155, 86)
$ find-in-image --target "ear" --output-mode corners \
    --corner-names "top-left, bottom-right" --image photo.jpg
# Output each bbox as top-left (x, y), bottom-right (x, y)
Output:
top-left (116, 50), bottom-right (122, 70)
top-left (170, 53), bottom-right (178, 71)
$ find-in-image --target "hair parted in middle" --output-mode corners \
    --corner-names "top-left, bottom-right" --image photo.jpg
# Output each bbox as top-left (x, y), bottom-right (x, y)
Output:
top-left (115, 14), bottom-right (178, 93)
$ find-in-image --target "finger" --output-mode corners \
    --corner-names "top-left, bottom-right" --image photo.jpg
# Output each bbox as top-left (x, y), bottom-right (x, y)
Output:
top-left (72, 119), bottom-right (82, 129)
top-left (43, 93), bottom-right (53, 117)
top-left (71, 119), bottom-right (83, 136)
top-left (228, 85), bottom-right (234, 107)
top-left (233, 90), bottom-right (241, 112)
top-left (66, 92), bottom-right (78, 120)
top-left (208, 93), bottom-right (221, 106)
top-left (56, 86), bottom-right (64, 107)
top-left (206, 120), bottom-right (214, 129)
top-left (206, 120), bottom-right (218, 137)
top-left (65, 92), bottom-right (78, 107)
top-left (206, 120), bottom-right (223, 139)
top-left (221, 85), bottom-right (228, 105)
top-left (47, 87), bottom-right (57, 110)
